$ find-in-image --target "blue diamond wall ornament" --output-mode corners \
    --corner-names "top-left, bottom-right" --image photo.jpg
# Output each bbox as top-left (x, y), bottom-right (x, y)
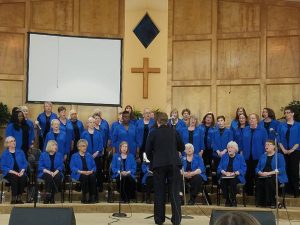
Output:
top-left (133, 13), bottom-right (160, 48)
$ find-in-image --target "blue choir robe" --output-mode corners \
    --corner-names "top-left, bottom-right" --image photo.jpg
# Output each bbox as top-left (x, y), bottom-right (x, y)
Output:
top-left (242, 126), bottom-right (268, 160)
top-left (199, 124), bottom-right (216, 150)
top-left (112, 124), bottom-right (138, 155)
top-left (26, 119), bottom-right (35, 145)
top-left (212, 128), bottom-right (233, 158)
top-left (217, 153), bottom-right (247, 184)
top-left (59, 119), bottom-right (74, 152)
top-left (0, 149), bottom-right (28, 176)
top-left (5, 123), bottom-right (32, 151)
top-left (70, 152), bottom-right (96, 180)
top-left (141, 162), bottom-right (153, 185)
top-left (182, 155), bottom-right (207, 181)
top-left (167, 118), bottom-right (186, 131)
top-left (233, 127), bottom-right (247, 152)
top-left (180, 127), bottom-right (204, 155)
top-left (111, 153), bottom-right (136, 179)
top-left (43, 131), bottom-right (68, 156)
top-left (80, 130), bottom-right (104, 156)
top-left (258, 119), bottom-right (280, 141)
top-left (278, 121), bottom-right (300, 151)
top-left (109, 121), bottom-right (121, 145)
top-left (37, 112), bottom-right (58, 137)
top-left (38, 151), bottom-right (64, 178)
top-left (99, 119), bottom-right (110, 148)
top-left (136, 118), bottom-right (155, 148)
top-left (230, 119), bottom-right (239, 132)
top-left (70, 119), bottom-right (85, 137)
top-left (255, 152), bottom-right (288, 184)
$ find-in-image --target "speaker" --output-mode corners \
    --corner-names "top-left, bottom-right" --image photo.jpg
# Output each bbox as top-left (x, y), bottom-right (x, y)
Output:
top-left (210, 209), bottom-right (275, 225)
top-left (9, 207), bottom-right (76, 225)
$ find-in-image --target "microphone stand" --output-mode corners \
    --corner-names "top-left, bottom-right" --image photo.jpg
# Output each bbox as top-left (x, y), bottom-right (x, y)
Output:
top-left (182, 166), bottom-right (193, 219)
top-left (274, 132), bottom-right (279, 225)
top-left (112, 158), bottom-right (127, 217)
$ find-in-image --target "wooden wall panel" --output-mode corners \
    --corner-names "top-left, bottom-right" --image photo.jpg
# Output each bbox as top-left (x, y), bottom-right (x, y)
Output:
top-left (267, 36), bottom-right (300, 78)
top-left (173, 0), bottom-right (212, 35)
top-left (218, 1), bottom-right (260, 33)
top-left (172, 86), bottom-right (211, 119)
top-left (217, 85), bottom-right (261, 123)
top-left (267, 5), bottom-right (300, 31)
top-left (31, 1), bottom-right (55, 30)
top-left (0, 33), bottom-right (24, 75)
top-left (79, 0), bottom-right (120, 34)
top-left (267, 84), bottom-right (300, 118)
top-left (173, 41), bottom-right (211, 80)
top-left (0, 81), bottom-right (23, 110)
top-left (217, 38), bottom-right (260, 79)
top-left (31, 0), bottom-right (73, 31)
top-left (0, 3), bottom-right (25, 28)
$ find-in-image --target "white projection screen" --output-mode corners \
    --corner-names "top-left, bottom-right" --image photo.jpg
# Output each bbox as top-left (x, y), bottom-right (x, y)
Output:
top-left (27, 33), bottom-right (122, 106)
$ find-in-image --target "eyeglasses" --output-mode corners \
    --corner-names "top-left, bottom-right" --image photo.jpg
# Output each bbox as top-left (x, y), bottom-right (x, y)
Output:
top-left (284, 111), bottom-right (292, 114)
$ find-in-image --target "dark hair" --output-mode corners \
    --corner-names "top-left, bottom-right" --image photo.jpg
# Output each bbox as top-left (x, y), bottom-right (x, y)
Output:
top-left (58, 106), bottom-right (66, 113)
top-left (201, 112), bottom-right (215, 126)
top-left (156, 112), bottom-right (168, 125)
top-left (263, 107), bottom-right (276, 120)
top-left (122, 110), bottom-right (130, 116)
top-left (284, 106), bottom-right (294, 114)
top-left (92, 112), bottom-right (101, 118)
top-left (214, 211), bottom-right (261, 225)
top-left (181, 108), bottom-right (191, 116)
top-left (217, 115), bottom-right (225, 121)
top-left (235, 107), bottom-right (247, 120)
top-left (125, 105), bottom-right (135, 120)
top-left (11, 110), bottom-right (27, 131)
top-left (238, 113), bottom-right (249, 128)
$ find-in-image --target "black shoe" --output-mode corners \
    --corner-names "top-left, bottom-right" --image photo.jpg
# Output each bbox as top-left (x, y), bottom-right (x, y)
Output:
top-left (43, 194), bottom-right (51, 204)
top-left (231, 200), bottom-right (237, 207)
top-left (81, 194), bottom-right (88, 204)
top-left (188, 199), bottom-right (195, 205)
top-left (225, 199), bottom-right (232, 207)
top-left (16, 200), bottom-right (24, 204)
top-left (10, 200), bottom-right (17, 204)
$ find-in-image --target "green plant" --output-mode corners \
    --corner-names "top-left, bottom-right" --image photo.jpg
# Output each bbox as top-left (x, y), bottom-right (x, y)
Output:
top-left (0, 102), bottom-right (11, 126)
top-left (280, 100), bottom-right (300, 122)
top-left (132, 108), bottom-right (142, 120)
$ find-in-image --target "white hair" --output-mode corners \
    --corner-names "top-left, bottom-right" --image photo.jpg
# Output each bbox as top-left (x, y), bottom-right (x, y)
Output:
top-left (185, 143), bottom-right (194, 152)
top-left (227, 141), bottom-right (239, 152)
top-left (51, 119), bottom-right (60, 126)
top-left (4, 136), bottom-right (15, 148)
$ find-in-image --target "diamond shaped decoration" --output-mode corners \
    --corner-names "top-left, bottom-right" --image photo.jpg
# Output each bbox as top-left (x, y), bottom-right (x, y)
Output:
top-left (133, 13), bottom-right (160, 48)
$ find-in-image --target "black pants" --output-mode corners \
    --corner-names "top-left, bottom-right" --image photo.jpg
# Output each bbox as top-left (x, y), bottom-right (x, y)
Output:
top-left (145, 175), bottom-right (153, 197)
top-left (94, 156), bottom-right (103, 191)
top-left (245, 159), bottom-right (258, 195)
top-left (42, 173), bottom-right (62, 193)
top-left (79, 174), bottom-right (96, 196)
top-left (285, 151), bottom-right (300, 197)
top-left (116, 175), bottom-right (136, 202)
top-left (202, 148), bottom-right (213, 174)
top-left (256, 176), bottom-right (276, 206)
top-left (5, 174), bottom-right (27, 196)
top-left (181, 175), bottom-right (203, 200)
top-left (153, 165), bottom-right (181, 225)
top-left (220, 177), bottom-right (238, 202)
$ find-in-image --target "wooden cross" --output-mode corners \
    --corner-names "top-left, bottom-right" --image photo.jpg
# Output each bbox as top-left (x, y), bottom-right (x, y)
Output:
top-left (131, 57), bottom-right (160, 99)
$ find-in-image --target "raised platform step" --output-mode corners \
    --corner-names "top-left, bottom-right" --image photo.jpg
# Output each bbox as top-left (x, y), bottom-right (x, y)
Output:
top-left (0, 203), bottom-right (299, 221)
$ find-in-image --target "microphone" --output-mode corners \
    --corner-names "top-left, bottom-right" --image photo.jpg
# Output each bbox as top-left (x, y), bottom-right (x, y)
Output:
top-left (35, 121), bottom-right (42, 130)
top-left (269, 128), bottom-right (278, 136)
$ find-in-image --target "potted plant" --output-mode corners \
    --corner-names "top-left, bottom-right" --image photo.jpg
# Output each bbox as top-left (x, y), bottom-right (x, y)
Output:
top-left (0, 102), bottom-right (11, 141)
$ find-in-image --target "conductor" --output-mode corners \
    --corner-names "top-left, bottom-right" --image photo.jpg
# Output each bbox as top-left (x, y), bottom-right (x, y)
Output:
top-left (145, 112), bottom-right (184, 225)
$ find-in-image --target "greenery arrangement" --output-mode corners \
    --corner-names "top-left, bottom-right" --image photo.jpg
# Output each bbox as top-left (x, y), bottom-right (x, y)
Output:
top-left (280, 100), bottom-right (300, 122)
top-left (0, 102), bottom-right (11, 126)
top-left (132, 107), bottom-right (161, 120)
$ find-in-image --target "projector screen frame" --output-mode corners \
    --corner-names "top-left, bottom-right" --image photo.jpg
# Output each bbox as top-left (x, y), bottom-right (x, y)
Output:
top-left (26, 32), bottom-right (123, 107)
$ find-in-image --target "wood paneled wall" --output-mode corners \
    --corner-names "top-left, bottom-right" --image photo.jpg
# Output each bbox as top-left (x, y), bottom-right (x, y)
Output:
top-left (0, 0), bottom-right (124, 131)
top-left (168, 0), bottom-right (300, 123)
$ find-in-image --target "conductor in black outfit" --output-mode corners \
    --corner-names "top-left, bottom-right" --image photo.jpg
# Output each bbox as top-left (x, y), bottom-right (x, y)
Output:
top-left (145, 112), bottom-right (184, 225)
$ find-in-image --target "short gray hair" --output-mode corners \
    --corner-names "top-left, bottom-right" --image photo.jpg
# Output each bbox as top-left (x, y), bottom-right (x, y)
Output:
top-left (227, 141), bottom-right (239, 152)
top-left (185, 143), bottom-right (194, 152)
top-left (45, 140), bottom-right (57, 152)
